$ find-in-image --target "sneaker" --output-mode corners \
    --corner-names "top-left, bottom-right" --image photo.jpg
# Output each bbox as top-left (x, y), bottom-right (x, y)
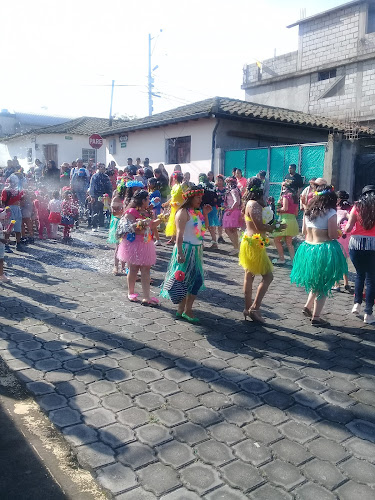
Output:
top-left (20, 238), bottom-right (29, 245)
top-left (16, 243), bottom-right (26, 252)
top-left (218, 236), bottom-right (225, 244)
top-left (352, 303), bottom-right (361, 315)
top-left (92, 227), bottom-right (98, 232)
top-left (209, 242), bottom-right (218, 250)
top-left (344, 285), bottom-right (353, 294)
top-left (27, 237), bottom-right (35, 244)
top-left (0, 274), bottom-right (11, 283)
top-left (331, 286), bottom-right (341, 292)
top-left (5, 245), bottom-right (13, 254)
top-left (364, 313), bottom-right (375, 324)
top-left (154, 240), bottom-right (161, 246)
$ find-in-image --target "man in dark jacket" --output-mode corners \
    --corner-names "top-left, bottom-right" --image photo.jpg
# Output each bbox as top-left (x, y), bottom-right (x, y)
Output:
top-left (88, 163), bottom-right (112, 231)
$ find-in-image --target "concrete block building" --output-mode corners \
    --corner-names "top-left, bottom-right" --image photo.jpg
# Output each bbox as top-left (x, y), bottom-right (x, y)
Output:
top-left (242, 1), bottom-right (375, 127)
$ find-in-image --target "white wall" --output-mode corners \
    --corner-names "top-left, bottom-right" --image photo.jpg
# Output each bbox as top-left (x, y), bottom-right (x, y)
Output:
top-left (1, 133), bottom-right (106, 170)
top-left (105, 118), bottom-right (215, 183)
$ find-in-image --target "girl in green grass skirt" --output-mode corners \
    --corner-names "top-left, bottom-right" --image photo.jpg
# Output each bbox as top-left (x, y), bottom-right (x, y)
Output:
top-left (291, 184), bottom-right (347, 326)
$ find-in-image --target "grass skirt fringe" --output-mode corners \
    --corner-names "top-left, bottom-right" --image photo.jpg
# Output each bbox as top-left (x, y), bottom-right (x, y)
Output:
top-left (165, 205), bottom-right (178, 237)
top-left (274, 213), bottom-right (299, 238)
top-left (107, 215), bottom-right (120, 244)
top-left (208, 206), bottom-right (220, 227)
top-left (160, 242), bottom-right (205, 299)
top-left (117, 234), bottom-right (156, 267)
top-left (239, 236), bottom-right (273, 275)
top-left (290, 240), bottom-right (348, 297)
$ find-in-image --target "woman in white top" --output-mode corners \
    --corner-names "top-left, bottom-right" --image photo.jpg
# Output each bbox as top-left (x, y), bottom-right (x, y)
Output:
top-left (290, 184), bottom-right (347, 326)
top-left (160, 186), bottom-right (211, 324)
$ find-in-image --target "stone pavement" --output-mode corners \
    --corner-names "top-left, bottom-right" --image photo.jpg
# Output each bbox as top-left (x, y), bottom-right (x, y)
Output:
top-left (1, 228), bottom-right (375, 500)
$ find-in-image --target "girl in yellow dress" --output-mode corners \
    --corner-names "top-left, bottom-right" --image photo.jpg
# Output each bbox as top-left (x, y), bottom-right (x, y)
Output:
top-left (163, 172), bottom-right (184, 244)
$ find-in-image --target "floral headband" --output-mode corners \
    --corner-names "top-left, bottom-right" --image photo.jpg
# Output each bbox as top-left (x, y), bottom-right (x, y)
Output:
top-left (183, 188), bottom-right (204, 200)
top-left (315, 186), bottom-right (334, 196)
top-left (249, 185), bottom-right (262, 192)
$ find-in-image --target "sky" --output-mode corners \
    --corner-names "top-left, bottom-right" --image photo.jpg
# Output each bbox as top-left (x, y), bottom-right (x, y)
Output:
top-left (1, 0), bottom-right (345, 120)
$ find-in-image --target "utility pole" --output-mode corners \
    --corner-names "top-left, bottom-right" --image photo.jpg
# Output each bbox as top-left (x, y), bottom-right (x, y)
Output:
top-left (148, 34), bottom-right (153, 116)
top-left (109, 79), bottom-right (115, 126)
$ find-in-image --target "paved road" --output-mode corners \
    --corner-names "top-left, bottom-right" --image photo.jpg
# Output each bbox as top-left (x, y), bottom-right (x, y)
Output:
top-left (1, 228), bottom-right (375, 499)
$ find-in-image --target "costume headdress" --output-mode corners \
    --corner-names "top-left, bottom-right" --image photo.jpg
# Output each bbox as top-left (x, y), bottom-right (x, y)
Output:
top-left (126, 180), bottom-right (144, 188)
top-left (315, 186), bottom-right (334, 196)
top-left (182, 188), bottom-right (204, 200)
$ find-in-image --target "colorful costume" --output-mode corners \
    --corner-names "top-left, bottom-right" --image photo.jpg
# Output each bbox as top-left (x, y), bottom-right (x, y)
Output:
top-left (291, 209), bottom-right (347, 297)
top-left (117, 208), bottom-right (156, 266)
top-left (165, 184), bottom-right (184, 237)
top-left (161, 208), bottom-right (205, 300)
top-left (274, 193), bottom-right (299, 238)
top-left (239, 211), bottom-right (273, 275)
top-left (223, 187), bottom-right (242, 229)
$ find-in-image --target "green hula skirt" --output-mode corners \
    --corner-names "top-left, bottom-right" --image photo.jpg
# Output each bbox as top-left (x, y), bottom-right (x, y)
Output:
top-left (160, 242), bottom-right (205, 299)
top-left (274, 213), bottom-right (299, 238)
top-left (290, 240), bottom-right (348, 297)
top-left (107, 215), bottom-right (120, 244)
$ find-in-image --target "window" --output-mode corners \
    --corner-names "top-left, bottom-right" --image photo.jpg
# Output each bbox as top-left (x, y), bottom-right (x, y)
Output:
top-left (166, 136), bottom-right (191, 164)
top-left (318, 69), bottom-right (337, 81)
top-left (82, 148), bottom-right (97, 165)
top-left (367, 3), bottom-right (375, 33)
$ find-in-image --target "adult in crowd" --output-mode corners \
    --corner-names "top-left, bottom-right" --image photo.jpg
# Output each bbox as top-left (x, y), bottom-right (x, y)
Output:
top-left (235, 168), bottom-right (247, 197)
top-left (70, 159), bottom-right (89, 179)
top-left (143, 158), bottom-right (153, 179)
top-left (4, 159), bottom-right (16, 179)
top-left (154, 167), bottom-right (170, 204)
top-left (59, 163), bottom-right (71, 190)
top-left (88, 163), bottom-right (112, 231)
top-left (42, 160), bottom-right (60, 191)
top-left (300, 177), bottom-right (317, 210)
top-left (88, 158), bottom-right (96, 176)
top-left (344, 185), bottom-right (375, 324)
top-left (34, 159), bottom-right (43, 182)
top-left (198, 173), bottom-right (219, 250)
top-left (182, 172), bottom-right (194, 190)
top-left (223, 177), bottom-right (242, 255)
top-left (284, 164), bottom-right (304, 193)
top-left (71, 163), bottom-right (90, 211)
top-left (257, 170), bottom-right (269, 201)
top-left (291, 185), bottom-right (347, 326)
top-left (1, 174), bottom-right (25, 252)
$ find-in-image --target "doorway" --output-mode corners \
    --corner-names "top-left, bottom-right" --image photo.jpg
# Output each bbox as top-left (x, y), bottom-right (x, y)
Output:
top-left (43, 144), bottom-right (58, 166)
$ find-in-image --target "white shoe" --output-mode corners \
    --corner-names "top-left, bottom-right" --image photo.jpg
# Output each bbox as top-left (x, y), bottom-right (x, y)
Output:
top-left (364, 314), bottom-right (375, 324)
top-left (91, 228), bottom-right (98, 232)
top-left (352, 303), bottom-right (361, 315)
top-left (154, 240), bottom-right (161, 246)
top-left (0, 274), bottom-right (11, 283)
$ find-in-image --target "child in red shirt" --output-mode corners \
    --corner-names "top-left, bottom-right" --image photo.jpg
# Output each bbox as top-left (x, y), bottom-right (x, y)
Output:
top-left (33, 191), bottom-right (51, 239)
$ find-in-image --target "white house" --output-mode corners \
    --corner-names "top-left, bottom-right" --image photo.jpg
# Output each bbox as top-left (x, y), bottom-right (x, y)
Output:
top-left (100, 96), bottom-right (374, 191)
top-left (0, 116), bottom-right (126, 170)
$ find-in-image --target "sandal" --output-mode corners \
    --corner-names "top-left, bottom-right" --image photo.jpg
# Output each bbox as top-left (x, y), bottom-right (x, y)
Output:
top-left (181, 313), bottom-right (200, 324)
top-left (272, 258), bottom-right (286, 265)
top-left (141, 297), bottom-right (160, 307)
top-left (128, 293), bottom-right (139, 302)
top-left (243, 309), bottom-right (251, 320)
top-left (302, 307), bottom-right (312, 317)
top-left (311, 317), bottom-right (330, 327)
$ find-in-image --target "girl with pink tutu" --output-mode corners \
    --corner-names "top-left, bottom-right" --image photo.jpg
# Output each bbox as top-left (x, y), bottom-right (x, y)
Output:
top-left (116, 190), bottom-right (161, 306)
top-left (223, 177), bottom-right (242, 255)
top-left (332, 190), bottom-right (353, 293)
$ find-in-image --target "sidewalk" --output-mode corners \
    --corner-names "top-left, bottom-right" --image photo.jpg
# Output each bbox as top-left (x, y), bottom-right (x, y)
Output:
top-left (0, 229), bottom-right (374, 499)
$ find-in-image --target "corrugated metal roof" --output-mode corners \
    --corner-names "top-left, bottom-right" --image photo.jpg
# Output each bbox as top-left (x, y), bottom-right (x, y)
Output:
top-left (99, 97), bottom-right (375, 136)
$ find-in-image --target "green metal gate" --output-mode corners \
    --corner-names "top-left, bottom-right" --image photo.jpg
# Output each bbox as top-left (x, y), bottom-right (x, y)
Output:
top-left (224, 143), bottom-right (327, 200)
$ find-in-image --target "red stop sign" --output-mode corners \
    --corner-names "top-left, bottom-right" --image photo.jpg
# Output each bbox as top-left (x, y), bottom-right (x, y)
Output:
top-left (89, 134), bottom-right (103, 149)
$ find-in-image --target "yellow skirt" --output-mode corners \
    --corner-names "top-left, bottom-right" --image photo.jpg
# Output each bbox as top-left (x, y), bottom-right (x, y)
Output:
top-left (274, 213), bottom-right (299, 238)
top-left (239, 235), bottom-right (273, 275)
top-left (165, 205), bottom-right (178, 237)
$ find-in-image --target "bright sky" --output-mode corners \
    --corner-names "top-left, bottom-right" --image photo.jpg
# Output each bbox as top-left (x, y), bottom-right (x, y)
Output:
top-left (1, 0), bottom-right (345, 120)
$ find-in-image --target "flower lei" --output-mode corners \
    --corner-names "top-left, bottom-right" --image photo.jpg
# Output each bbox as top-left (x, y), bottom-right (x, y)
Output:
top-left (188, 209), bottom-right (206, 240)
top-left (243, 233), bottom-right (270, 248)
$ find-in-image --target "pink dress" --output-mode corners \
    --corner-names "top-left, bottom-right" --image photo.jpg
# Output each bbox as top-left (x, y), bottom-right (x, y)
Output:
top-left (223, 188), bottom-right (242, 229)
top-left (117, 208), bottom-right (156, 267)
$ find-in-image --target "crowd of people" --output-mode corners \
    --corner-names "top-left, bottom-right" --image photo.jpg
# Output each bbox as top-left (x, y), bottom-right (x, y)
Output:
top-left (0, 156), bottom-right (374, 327)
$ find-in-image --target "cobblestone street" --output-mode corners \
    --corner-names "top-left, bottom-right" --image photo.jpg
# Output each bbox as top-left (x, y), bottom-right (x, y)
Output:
top-left (1, 229), bottom-right (375, 500)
